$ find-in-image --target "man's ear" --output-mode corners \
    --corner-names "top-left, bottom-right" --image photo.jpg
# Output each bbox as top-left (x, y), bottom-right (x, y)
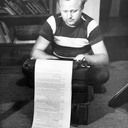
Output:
top-left (57, 1), bottom-right (61, 10)
top-left (81, 4), bottom-right (85, 10)
top-left (81, 0), bottom-right (87, 10)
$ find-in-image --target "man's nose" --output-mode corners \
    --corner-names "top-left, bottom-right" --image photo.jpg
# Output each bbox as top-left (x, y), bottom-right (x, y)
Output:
top-left (67, 12), bottom-right (72, 19)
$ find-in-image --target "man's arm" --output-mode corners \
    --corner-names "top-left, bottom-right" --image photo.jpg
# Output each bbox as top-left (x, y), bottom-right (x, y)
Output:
top-left (31, 35), bottom-right (58, 60)
top-left (74, 41), bottom-right (109, 66)
top-left (84, 40), bottom-right (109, 66)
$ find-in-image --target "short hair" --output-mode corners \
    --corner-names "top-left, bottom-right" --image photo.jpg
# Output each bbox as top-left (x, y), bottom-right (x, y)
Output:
top-left (57, 0), bottom-right (87, 3)
top-left (57, 0), bottom-right (87, 9)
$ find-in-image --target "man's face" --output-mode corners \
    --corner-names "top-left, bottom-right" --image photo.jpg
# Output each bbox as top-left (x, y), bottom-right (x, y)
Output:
top-left (59, 0), bottom-right (83, 27)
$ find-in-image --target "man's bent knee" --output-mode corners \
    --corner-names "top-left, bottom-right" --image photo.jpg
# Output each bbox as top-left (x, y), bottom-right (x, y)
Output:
top-left (87, 65), bottom-right (110, 85)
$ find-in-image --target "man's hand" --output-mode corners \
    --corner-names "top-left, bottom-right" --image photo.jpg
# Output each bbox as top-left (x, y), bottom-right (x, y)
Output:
top-left (74, 54), bottom-right (85, 62)
top-left (73, 54), bottom-right (89, 69)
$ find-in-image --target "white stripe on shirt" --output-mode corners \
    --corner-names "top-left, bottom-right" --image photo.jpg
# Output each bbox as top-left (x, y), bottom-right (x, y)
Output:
top-left (87, 20), bottom-right (98, 38)
top-left (54, 36), bottom-right (89, 48)
top-left (47, 16), bottom-right (56, 34)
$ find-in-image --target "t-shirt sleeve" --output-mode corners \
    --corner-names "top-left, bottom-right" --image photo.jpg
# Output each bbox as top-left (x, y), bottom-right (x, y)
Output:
top-left (39, 18), bottom-right (54, 42)
top-left (87, 20), bottom-right (103, 45)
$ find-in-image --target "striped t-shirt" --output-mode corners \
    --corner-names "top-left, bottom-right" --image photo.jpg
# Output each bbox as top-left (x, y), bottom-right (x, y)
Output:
top-left (39, 13), bottom-right (103, 59)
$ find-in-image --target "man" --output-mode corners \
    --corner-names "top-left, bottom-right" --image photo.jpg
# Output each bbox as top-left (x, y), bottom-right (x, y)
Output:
top-left (23, 0), bottom-right (110, 92)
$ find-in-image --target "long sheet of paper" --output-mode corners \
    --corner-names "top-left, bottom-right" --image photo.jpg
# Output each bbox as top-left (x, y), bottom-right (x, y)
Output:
top-left (32, 59), bottom-right (73, 128)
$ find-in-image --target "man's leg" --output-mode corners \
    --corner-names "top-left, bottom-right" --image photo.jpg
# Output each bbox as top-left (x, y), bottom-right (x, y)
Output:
top-left (86, 65), bottom-right (110, 84)
top-left (73, 65), bottom-right (110, 93)
top-left (22, 59), bottom-right (35, 88)
top-left (22, 58), bottom-right (83, 88)
top-left (85, 65), bottom-right (110, 93)
top-left (22, 59), bottom-right (110, 92)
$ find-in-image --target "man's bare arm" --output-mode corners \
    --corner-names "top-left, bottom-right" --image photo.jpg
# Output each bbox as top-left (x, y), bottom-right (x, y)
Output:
top-left (31, 36), bottom-right (58, 60)
top-left (74, 41), bottom-right (109, 66)
top-left (84, 41), bottom-right (109, 66)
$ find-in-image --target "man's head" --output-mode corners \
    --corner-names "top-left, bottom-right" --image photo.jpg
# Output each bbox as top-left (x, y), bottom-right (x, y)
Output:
top-left (57, 0), bottom-right (86, 27)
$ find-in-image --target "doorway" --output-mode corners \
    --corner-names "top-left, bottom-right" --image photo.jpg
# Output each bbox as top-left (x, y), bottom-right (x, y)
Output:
top-left (99, 0), bottom-right (128, 37)
top-left (99, 0), bottom-right (128, 61)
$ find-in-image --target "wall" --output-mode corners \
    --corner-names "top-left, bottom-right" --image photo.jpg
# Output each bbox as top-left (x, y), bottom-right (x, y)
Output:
top-left (109, 0), bottom-right (120, 17)
top-left (100, 0), bottom-right (128, 19)
top-left (84, 0), bottom-right (101, 24)
top-left (119, 0), bottom-right (128, 18)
